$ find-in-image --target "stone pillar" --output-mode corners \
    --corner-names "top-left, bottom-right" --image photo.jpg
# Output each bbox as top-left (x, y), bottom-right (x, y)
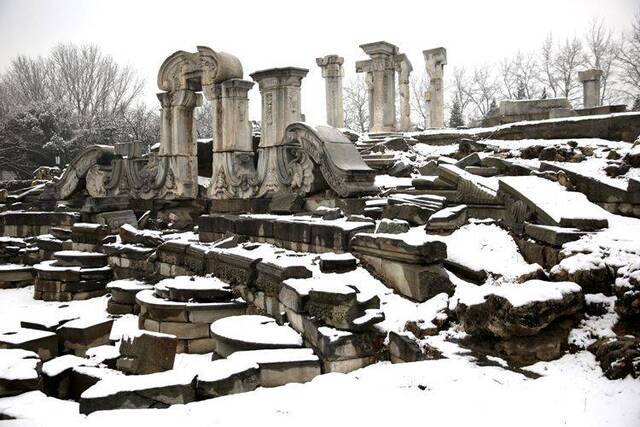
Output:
top-left (316, 55), bottom-right (345, 128)
top-left (423, 47), bottom-right (447, 128)
top-left (157, 89), bottom-right (201, 156)
top-left (357, 41), bottom-right (398, 133)
top-left (205, 79), bottom-right (254, 153)
top-left (395, 54), bottom-right (413, 131)
top-left (578, 69), bottom-right (603, 108)
top-left (250, 67), bottom-right (309, 148)
top-left (156, 89), bottom-right (201, 198)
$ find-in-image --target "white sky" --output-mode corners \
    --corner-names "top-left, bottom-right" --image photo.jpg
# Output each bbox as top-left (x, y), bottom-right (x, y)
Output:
top-left (0, 0), bottom-right (637, 123)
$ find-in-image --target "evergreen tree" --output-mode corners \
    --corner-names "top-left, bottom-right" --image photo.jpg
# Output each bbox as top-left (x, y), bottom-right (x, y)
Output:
top-left (632, 96), bottom-right (640, 112)
top-left (489, 98), bottom-right (498, 113)
top-left (540, 88), bottom-right (548, 99)
top-left (449, 99), bottom-right (464, 128)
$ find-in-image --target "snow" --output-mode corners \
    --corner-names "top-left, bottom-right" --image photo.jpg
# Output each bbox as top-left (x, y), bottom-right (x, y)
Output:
top-left (105, 279), bottom-right (151, 291)
top-left (42, 354), bottom-right (97, 377)
top-left (0, 349), bottom-right (39, 381)
top-left (374, 175), bottom-right (413, 188)
top-left (209, 315), bottom-right (303, 347)
top-left (0, 327), bottom-right (55, 344)
top-left (58, 316), bottom-right (111, 330)
top-left (450, 279), bottom-right (581, 309)
top-left (85, 345), bottom-right (120, 364)
top-left (440, 223), bottom-right (542, 281)
top-left (0, 264), bottom-right (32, 272)
top-left (194, 359), bottom-right (259, 382)
top-left (81, 369), bottom-right (197, 399)
top-left (157, 275), bottom-right (231, 291)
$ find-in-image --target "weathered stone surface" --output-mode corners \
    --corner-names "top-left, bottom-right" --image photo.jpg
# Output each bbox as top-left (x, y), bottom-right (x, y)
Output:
top-left (117, 330), bottom-right (177, 375)
top-left (0, 328), bottom-right (58, 361)
top-left (210, 315), bottom-right (302, 357)
top-left (614, 262), bottom-right (640, 319)
top-left (227, 348), bottom-right (321, 387)
top-left (319, 253), bottom-right (358, 273)
top-left (549, 253), bottom-right (614, 295)
top-left (71, 223), bottom-right (110, 245)
top-left (454, 280), bottom-right (583, 338)
top-left (499, 176), bottom-right (609, 231)
top-left (426, 205), bottom-right (468, 232)
top-left (523, 222), bottom-right (587, 246)
top-left (94, 210), bottom-right (138, 232)
top-left (79, 370), bottom-right (197, 414)
top-left (388, 331), bottom-right (443, 363)
top-left (195, 359), bottom-right (259, 399)
top-left (588, 336), bottom-right (640, 380)
top-left (119, 224), bottom-right (163, 247)
top-left (350, 233), bottom-right (447, 264)
top-left (382, 203), bottom-right (432, 225)
top-left (53, 251), bottom-right (108, 268)
top-left (0, 349), bottom-right (41, 397)
top-left (56, 317), bottom-right (113, 355)
top-left (0, 264), bottom-right (34, 289)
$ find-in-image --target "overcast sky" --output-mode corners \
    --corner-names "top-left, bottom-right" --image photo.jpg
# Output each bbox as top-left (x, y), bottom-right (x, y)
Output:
top-left (0, 0), bottom-right (637, 123)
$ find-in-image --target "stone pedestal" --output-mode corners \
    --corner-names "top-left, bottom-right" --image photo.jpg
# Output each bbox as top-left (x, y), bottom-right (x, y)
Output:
top-left (423, 47), bottom-right (447, 128)
top-left (356, 42), bottom-right (398, 133)
top-left (578, 69), bottom-right (603, 108)
top-left (316, 55), bottom-right (345, 128)
top-left (250, 67), bottom-right (309, 148)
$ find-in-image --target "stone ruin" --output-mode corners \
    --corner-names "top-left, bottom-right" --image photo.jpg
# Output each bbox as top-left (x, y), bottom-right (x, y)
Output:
top-left (0, 40), bottom-right (639, 419)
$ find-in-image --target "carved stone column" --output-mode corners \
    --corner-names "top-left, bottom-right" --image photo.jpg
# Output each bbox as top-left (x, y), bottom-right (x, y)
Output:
top-left (578, 69), bottom-right (603, 108)
top-left (356, 42), bottom-right (398, 133)
top-left (316, 55), bottom-right (345, 128)
top-left (250, 67), bottom-right (309, 148)
top-left (205, 79), bottom-right (257, 199)
top-left (155, 89), bottom-right (201, 198)
top-left (423, 47), bottom-right (447, 128)
top-left (395, 54), bottom-right (413, 131)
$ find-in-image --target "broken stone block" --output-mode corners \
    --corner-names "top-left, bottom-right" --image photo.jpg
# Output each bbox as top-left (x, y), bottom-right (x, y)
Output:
top-left (455, 152), bottom-right (482, 168)
top-left (79, 370), bottom-right (197, 414)
top-left (71, 223), bottom-right (110, 246)
top-left (549, 253), bottom-right (614, 295)
top-left (465, 166), bottom-right (500, 177)
top-left (159, 276), bottom-right (233, 302)
top-left (255, 256), bottom-right (313, 297)
top-left (426, 205), bottom-right (468, 232)
top-left (106, 279), bottom-right (154, 315)
top-left (0, 349), bottom-right (41, 397)
top-left (209, 315), bottom-right (303, 357)
top-left (195, 359), bottom-right (260, 399)
top-left (94, 209), bottom-right (138, 232)
top-left (588, 336), bottom-right (640, 380)
top-left (388, 331), bottom-right (442, 363)
top-left (227, 348), bottom-right (321, 387)
top-left (350, 233), bottom-right (447, 264)
top-left (411, 175), bottom-right (456, 190)
top-left (53, 250), bottom-right (108, 268)
top-left (56, 317), bottom-right (114, 356)
top-left (499, 176), bottom-right (609, 231)
top-left (85, 345), bottom-right (120, 369)
top-left (453, 280), bottom-right (583, 338)
top-left (0, 328), bottom-right (58, 361)
top-left (319, 252), bottom-right (358, 273)
top-left (119, 224), bottom-right (163, 247)
top-left (523, 222), bottom-right (587, 246)
top-left (0, 264), bottom-right (34, 289)
top-left (375, 218), bottom-right (410, 234)
top-left (42, 354), bottom-right (97, 399)
top-left (382, 203), bottom-right (432, 225)
top-left (117, 330), bottom-right (177, 375)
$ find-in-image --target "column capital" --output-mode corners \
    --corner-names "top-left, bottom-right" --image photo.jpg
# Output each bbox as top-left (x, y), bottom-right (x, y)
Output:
top-left (220, 79), bottom-right (254, 98)
top-left (250, 67), bottom-right (309, 90)
top-left (578, 69), bottom-right (603, 82)
top-left (157, 89), bottom-right (202, 108)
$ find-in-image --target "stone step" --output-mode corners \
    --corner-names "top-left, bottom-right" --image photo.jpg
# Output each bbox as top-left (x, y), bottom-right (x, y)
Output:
top-left (227, 348), bottom-right (321, 388)
top-left (0, 327), bottom-right (58, 361)
top-left (53, 250), bottom-right (108, 268)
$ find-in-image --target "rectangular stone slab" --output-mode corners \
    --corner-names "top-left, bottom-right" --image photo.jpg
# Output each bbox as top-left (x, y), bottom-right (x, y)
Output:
top-left (499, 176), bottom-right (609, 230)
top-left (523, 222), bottom-right (587, 247)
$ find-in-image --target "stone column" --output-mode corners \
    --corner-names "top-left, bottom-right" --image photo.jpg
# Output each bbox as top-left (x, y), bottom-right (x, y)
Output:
top-left (423, 47), bottom-right (447, 128)
top-left (357, 41), bottom-right (398, 133)
top-left (205, 79), bottom-right (254, 153)
top-left (395, 54), bottom-right (413, 131)
top-left (156, 89), bottom-right (201, 198)
top-left (250, 67), bottom-right (309, 148)
top-left (316, 55), bottom-right (345, 128)
top-left (578, 69), bottom-right (603, 108)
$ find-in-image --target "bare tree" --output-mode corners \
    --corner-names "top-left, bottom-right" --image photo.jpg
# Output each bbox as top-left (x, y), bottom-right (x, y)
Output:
top-left (618, 11), bottom-right (640, 101)
top-left (499, 51), bottom-right (541, 100)
top-left (1, 55), bottom-right (49, 107)
top-left (343, 76), bottom-right (369, 133)
top-left (409, 74), bottom-right (428, 128)
top-left (584, 18), bottom-right (623, 104)
top-left (464, 66), bottom-right (500, 119)
top-left (449, 66), bottom-right (473, 122)
top-left (554, 36), bottom-right (586, 102)
top-left (195, 100), bottom-right (213, 139)
top-left (121, 103), bottom-right (160, 152)
top-left (539, 34), bottom-right (560, 98)
top-left (47, 43), bottom-right (144, 128)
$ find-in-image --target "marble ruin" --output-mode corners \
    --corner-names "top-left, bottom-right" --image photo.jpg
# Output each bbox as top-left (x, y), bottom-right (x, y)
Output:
top-left (1, 37), bottom-right (640, 421)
